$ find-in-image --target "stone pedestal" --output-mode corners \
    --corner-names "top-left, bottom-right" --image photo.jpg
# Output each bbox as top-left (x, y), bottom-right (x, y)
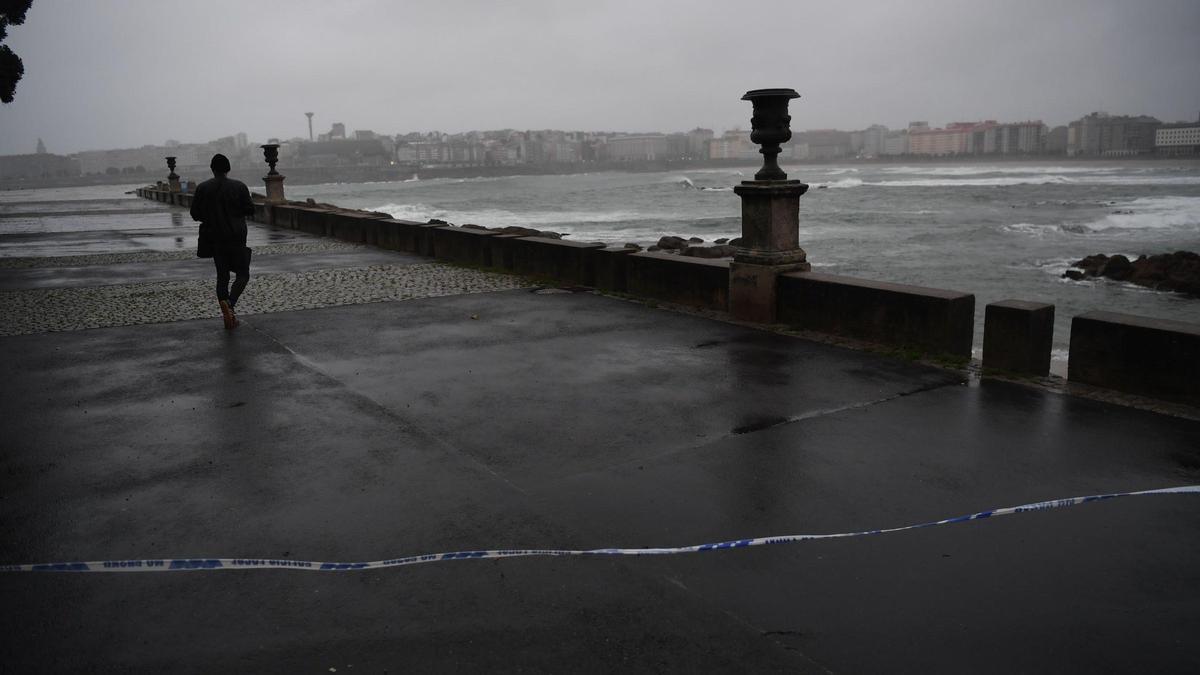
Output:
top-left (168, 177), bottom-right (181, 193)
top-left (729, 180), bottom-right (810, 323)
top-left (264, 174), bottom-right (286, 203)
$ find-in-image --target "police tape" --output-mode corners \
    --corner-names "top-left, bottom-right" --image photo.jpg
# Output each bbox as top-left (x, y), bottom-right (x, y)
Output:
top-left (3, 484), bottom-right (1197, 573)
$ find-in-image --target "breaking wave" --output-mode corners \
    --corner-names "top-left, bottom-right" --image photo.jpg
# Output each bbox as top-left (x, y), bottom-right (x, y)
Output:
top-left (1081, 196), bottom-right (1200, 231)
top-left (1000, 222), bottom-right (1112, 236)
top-left (871, 175), bottom-right (1077, 187)
top-left (674, 176), bottom-right (733, 191)
top-left (881, 165), bottom-right (1124, 176)
top-left (815, 177), bottom-right (864, 189)
top-left (373, 202), bottom-right (679, 228)
top-left (810, 170), bottom-right (1200, 188)
top-left (1000, 196), bottom-right (1200, 237)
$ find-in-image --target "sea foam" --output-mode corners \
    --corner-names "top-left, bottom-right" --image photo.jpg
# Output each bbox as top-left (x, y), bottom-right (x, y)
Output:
top-left (1081, 196), bottom-right (1200, 231)
top-left (373, 202), bottom-right (684, 228)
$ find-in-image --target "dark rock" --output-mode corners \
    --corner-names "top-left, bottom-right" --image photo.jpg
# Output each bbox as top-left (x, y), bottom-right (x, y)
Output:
top-left (494, 226), bottom-right (540, 237)
top-left (623, 243), bottom-right (643, 251)
top-left (427, 218), bottom-right (451, 225)
top-left (687, 237), bottom-right (704, 243)
top-left (461, 223), bottom-right (489, 231)
top-left (1101, 254), bottom-right (1133, 281)
top-left (647, 245), bottom-right (662, 252)
top-left (1071, 254), bottom-right (1109, 276)
top-left (682, 244), bottom-right (736, 259)
top-left (1064, 250), bottom-right (1200, 296)
top-left (729, 237), bottom-right (743, 247)
top-left (714, 238), bottom-right (729, 244)
top-left (656, 236), bottom-right (688, 251)
top-left (306, 198), bottom-right (317, 205)
top-left (1129, 251), bottom-right (1200, 296)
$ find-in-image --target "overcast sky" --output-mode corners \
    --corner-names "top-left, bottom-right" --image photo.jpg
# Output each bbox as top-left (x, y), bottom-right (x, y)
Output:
top-left (2, 0), bottom-right (1198, 155)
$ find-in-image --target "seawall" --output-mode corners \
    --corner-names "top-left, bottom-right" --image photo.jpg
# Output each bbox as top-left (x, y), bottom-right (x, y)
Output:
top-left (140, 185), bottom-right (1199, 407)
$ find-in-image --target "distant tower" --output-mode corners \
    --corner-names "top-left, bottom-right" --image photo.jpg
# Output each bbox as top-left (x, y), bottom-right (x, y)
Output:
top-left (305, 112), bottom-right (314, 141)
top-left (35, 137), bottom-right (45, 154)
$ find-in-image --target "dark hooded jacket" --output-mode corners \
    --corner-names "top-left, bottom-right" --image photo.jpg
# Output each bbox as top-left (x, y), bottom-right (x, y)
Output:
top-left (190, 176), bottom-right (255, 248)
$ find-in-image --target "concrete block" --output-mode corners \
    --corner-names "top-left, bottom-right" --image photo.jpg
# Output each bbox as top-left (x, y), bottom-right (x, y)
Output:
top-left (293, 208), bottom-right (332, 237)
top-left (373, 219), bottom-right (403, 251)
top-left (509, 237), bottom-right (605, 285)
top-left (250, 202), bottom-right (271, 225)
top-left (432, 226), bottom-right (499, 267)
top-left (729, 260), bottom-right (808, 324)
top-left (392, 220), bottom-right (441, 256)
top-left (591, 247), bottom-right (639, 292)
top-left (327, 212), bottom-right (376, 244)
top-left (777, 271), bottom-right (974, 358)
top-left (356, 214), bottom-right (387, 246)
top-left (271, 205), bottom-right (300, 230)
top-left (1068, 311), bottom-right (1200, 405)
top-left (983, 300), bottom-right (1054, 375)
top-left (487, 234), bottom-right (525, 271)
top-left (625, 252), bottom-right (729, 311)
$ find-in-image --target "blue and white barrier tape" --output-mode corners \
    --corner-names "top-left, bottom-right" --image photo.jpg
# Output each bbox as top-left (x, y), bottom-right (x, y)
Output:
top-left (4, 485), bottom-right (1197, 573)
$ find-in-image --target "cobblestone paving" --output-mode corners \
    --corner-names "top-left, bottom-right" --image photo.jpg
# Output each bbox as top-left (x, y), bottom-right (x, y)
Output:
top-left (0, 240), bottom-right (368, 269)
top-left (0, 263), bottom-right (530, 336)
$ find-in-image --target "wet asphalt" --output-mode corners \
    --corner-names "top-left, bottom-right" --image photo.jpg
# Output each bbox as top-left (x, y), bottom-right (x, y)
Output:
top-left (2, 288), bottom-right (1199, 673)
top-left (3, 195), bottom-right (1199, 672)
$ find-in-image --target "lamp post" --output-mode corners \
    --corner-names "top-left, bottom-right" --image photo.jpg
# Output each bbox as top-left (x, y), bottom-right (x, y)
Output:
top-left (165, 156), bottom-right (180, 193)
top-left (260, 144), bottom-right (285, 204)
top-left (728, 88), bottom-right (810, 323)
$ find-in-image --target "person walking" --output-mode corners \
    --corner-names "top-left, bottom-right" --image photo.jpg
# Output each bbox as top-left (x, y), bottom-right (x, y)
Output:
top-left (190, 153), bottom-right (255, 329)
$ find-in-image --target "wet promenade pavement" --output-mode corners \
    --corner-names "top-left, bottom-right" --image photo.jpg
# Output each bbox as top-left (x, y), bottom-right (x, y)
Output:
top-left (0, 194), bottom-right (525, 335)
top-left (2, 193), bottom-right (1199, 673)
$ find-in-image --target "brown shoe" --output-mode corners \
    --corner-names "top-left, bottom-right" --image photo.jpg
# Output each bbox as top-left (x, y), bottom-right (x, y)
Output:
top-left (219, 300), bottom-right (236, 330)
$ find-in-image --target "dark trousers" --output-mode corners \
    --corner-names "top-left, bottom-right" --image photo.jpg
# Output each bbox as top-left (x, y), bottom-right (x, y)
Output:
top-left (213, 244), bottom-right (250, 307)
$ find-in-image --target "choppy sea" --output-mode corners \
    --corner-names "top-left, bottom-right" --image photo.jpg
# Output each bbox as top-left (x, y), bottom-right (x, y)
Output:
top-left (289, 161), bottom-right (1200, 371)
top-left (4, 162), bottom-right (1198, 372)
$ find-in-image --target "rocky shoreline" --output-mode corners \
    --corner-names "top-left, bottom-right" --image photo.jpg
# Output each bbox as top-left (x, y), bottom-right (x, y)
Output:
top-left (1063, 251), bottom-right (1200, 297)
top-left (453, 222), bottom-right (740, 259)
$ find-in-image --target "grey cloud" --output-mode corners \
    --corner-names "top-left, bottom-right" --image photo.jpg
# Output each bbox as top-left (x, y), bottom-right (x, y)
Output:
top-left (2, 0), bottom-right (1198, 154)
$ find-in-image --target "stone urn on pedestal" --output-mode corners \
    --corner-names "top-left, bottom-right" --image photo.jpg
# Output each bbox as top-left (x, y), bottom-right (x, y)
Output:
top-left (260, 144), bottom-right (286, 204)
top-left (165, 156), bottom-right (180, 193)
top-left (729, 88), bottom-right (810, 323)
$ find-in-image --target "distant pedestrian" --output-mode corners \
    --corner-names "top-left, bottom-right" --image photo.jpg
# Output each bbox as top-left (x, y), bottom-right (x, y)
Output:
top-left (190, 154), bottom-right (255, 329)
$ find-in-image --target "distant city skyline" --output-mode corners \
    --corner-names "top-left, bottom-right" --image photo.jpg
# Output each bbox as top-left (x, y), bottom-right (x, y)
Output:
top-left (2, 0), bottom-right (1198, 156)
top-left (11, 107), bottom-right (1200, 159)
